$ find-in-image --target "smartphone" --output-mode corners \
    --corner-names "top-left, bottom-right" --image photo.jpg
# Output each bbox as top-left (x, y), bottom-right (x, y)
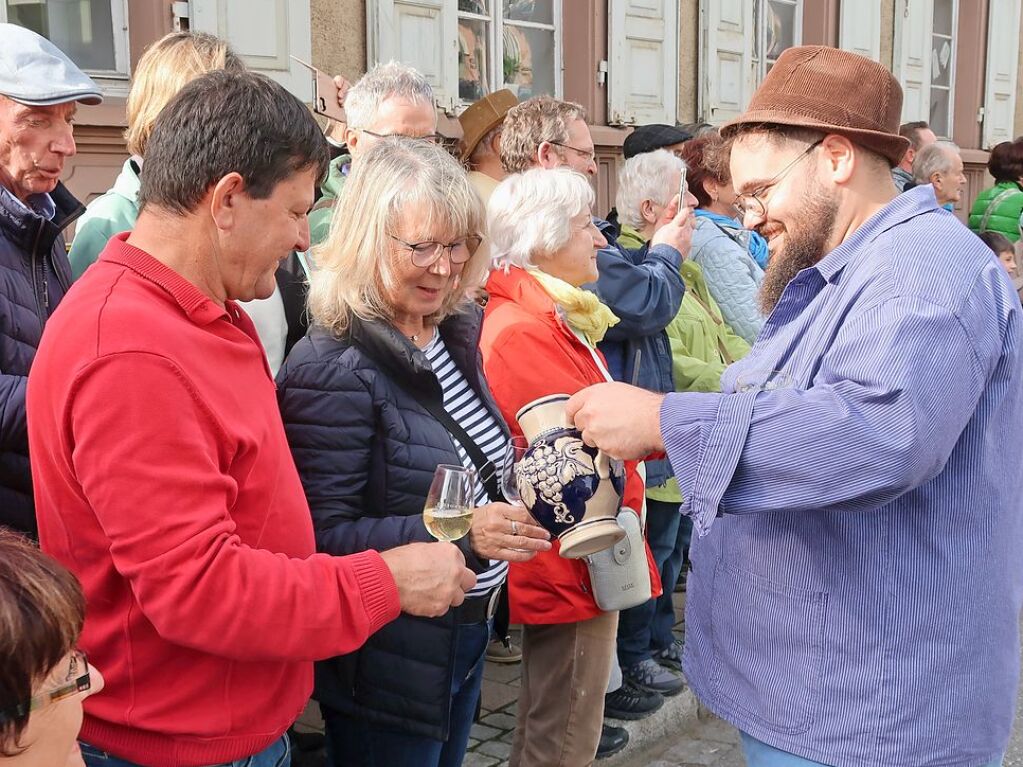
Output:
top-left (291, 56), bottom-right (346, 122)
top-left (678, 164), bottom-right (688, 207)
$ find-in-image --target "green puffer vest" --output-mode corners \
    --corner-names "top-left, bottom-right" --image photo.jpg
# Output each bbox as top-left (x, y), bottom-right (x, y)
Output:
top-left (968, 181), bottom-right (1023, 242)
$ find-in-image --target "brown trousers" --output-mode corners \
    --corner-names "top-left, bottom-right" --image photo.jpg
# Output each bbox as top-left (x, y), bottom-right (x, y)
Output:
top-left (508, 610), bottom-right (619, 767)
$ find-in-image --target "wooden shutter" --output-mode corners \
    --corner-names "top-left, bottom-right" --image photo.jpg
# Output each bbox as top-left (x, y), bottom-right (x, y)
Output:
top-left (700, 0), bottom-right (754, 123)
top-left (189, 0), bottom-right (312, 100)
top-left (608, 0), bottom-right (679, 125)
top-left (894, 0), bottom-right (933, 124)
top-left (982, 0), bottom-right (1021, 148)
top-left (839, 0), bottom-right (881, 61)
top-left (367, 0), bottom-right (458, 113)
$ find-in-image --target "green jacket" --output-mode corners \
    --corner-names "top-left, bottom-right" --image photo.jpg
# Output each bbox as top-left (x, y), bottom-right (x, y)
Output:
top-left (968, 181), bottom-right (1023, 243)
top-left (644, 238), bottom-right (751, 503)
top-left (68, 158), bottom-right (141, 280)
top-left (308, 153), bottom-right (350, 247)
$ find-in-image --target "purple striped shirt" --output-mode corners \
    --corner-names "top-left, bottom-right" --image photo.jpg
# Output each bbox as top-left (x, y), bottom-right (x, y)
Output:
top-left (661, 185), bottom-right (1023, 767)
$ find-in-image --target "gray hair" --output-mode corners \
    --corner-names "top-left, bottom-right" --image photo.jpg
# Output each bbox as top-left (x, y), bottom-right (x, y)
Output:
top-left (500, 95), bottom-right (587, 174)
top-left (344, 60), bottom-right (433, 130)
top-left (487, 168), bottom-right (594, 270)
top-left (469, 124), bottom-right (502, 166)
top-left (309, 136), bottom-right (486, 336)
top-left (913, 140), bottom-right (960, 183)
top-left (616, 150), bottom-right (684, 231)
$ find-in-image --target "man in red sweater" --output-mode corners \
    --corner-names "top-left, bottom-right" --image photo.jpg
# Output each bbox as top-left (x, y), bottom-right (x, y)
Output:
top-left (28, 70), bottom-right (475, 767)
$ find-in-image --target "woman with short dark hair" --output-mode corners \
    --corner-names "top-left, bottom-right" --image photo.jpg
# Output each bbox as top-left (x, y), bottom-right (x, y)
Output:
top-left (0, 531), bottom-right (103, 765)
top-left (969, 139), bottom-right (1023, 242)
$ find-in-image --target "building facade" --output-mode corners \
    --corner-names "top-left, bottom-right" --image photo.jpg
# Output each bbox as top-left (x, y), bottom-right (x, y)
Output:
top-left (5, 0), bottom-right (1021, 222)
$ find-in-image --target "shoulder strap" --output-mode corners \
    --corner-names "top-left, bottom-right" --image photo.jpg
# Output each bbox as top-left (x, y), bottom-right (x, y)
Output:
top-left (409, 390), bottom-right (504, 503)
top-left (980, 187), bottom-right (1021, 231)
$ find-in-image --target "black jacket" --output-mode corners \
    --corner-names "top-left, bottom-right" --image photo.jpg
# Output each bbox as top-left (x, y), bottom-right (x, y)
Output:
top-left (0, 183), bottom-right (82, 535)
top-left (276, 304), bottom-right (508, 739)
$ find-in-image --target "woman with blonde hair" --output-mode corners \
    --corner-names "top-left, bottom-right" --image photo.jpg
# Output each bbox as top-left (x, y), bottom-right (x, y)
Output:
top-left (276, 136), bottom-right (549, 767)
top-left (68, 31), bottom-right (243, 278)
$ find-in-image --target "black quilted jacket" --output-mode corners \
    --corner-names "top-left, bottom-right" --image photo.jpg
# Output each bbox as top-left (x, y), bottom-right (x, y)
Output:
top-left (276, 304), bottom-right (508, 739)
top-left (0, 183), bottom-right (81, 535)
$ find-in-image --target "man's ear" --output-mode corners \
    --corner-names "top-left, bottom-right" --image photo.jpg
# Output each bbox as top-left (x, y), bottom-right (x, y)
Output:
top-left (536, 141), bottom-right (560, 170)
top-left (209, 172), bottom-right (246, 231)
top-left (640, 199), bottom-right (659, 226)
top-left (345, 126), bottom-right (361, 156)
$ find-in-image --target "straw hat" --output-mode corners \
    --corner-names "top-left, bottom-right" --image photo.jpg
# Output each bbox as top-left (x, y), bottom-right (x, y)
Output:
top-left (458, 89), bottom-right (518, 162)
top-left (720, 46), bottom-right (910, 167)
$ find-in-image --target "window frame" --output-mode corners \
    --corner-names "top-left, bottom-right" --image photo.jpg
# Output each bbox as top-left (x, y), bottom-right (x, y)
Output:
top-left (0, 0), bottom-right (131, 91)
top-left (752, 0), bottom-right (803, 84)
top-left (928, 0), bottom-right (958, 139)
top-left (455, 0), bottom-right (563, 108)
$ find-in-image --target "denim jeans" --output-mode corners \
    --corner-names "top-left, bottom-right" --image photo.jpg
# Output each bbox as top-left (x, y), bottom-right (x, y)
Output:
top-left (740, 732), bottom-right (1004, 767)
top-left (321, 619), bottom-right (490, 767)
top-left (617, 499), bottom-right (688, 667)
top-left (80, 733), bottom-right (290, 767)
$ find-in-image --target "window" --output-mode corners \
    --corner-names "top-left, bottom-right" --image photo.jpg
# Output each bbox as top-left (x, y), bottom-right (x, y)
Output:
top-left (753, 0), bottom-right (802, 82)
top-left (928, 0), bottom-right (956, 138)
top-left (456, 1), bottom-right (561, 105)
top-left (0, 0), bottom-right (130, 78)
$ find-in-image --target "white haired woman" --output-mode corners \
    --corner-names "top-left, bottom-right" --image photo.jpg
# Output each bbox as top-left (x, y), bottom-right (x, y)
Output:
top-left (276, 137), bottom-right (550, 767)
top-left (480, 168), bottom-right (659, 767)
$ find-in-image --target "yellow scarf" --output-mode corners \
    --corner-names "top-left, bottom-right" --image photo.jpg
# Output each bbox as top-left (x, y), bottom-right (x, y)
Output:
top-left (529, 269), bottom-right (620, 346)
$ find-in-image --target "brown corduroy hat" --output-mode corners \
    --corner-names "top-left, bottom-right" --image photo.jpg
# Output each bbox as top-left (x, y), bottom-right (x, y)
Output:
top-left (720, 46), bottom-right (911, 167)
top-left (458, 89), bottom-right (518, 162)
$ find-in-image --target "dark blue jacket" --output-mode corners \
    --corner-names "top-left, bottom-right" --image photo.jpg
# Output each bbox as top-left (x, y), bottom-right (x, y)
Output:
top-left (587, 218), bottom-right (683, 488)
top-left (0, 183), bottom-right (81, 535)
top-left (276, 305), bottom-right (506, 740)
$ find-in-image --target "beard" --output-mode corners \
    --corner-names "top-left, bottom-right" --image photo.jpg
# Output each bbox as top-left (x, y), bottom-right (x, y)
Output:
top-left (757, 178), bottom-right (839, 315)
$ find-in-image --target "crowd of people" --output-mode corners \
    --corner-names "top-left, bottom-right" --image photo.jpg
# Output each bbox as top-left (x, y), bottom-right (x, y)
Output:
top-left (0, 21), bottom-right (1021, 767)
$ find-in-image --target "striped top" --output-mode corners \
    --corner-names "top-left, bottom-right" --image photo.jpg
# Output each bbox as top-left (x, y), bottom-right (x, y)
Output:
top-left (424, 333), bottom-right (508, 598)
top-left (662, 185), bottom-right (1023, 766)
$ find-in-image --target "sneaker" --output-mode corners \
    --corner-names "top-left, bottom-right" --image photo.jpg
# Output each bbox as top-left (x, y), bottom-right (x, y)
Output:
top-left (624, 657), bottom-right (685, 696)
top-left (654, 638), bottom-right (684, 673)
top-left (485, 637), bottom-right (522, 663)
top-left (596, 723), bottom-right (629, 759)
top-left (604, 679), bottom-right (663, 720)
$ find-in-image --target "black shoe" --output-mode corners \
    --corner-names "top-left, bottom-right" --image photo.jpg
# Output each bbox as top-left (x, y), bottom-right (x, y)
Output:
top-left (603, 679), bottom-right (664, 720)
top-left (596, 723), bottom-right (629, 759)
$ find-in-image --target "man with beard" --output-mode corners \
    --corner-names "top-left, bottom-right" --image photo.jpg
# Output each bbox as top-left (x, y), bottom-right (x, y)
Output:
top-left (564, 46), bottom-right (1022, 767)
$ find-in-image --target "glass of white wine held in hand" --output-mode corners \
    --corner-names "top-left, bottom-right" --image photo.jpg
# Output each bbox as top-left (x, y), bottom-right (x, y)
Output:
top-left (423, 465), bottom-right (475, 542)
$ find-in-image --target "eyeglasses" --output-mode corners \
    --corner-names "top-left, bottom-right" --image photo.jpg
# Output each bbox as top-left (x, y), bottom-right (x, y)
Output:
top-left (0, 650), bottom-right (91, 725)
top-left (734, 139), bottom-right (824, 220)
top-left (360, 128), bottom-right (445, 144)
top-left (548, 141), bottom-right (597, 165)
top-left (390, 235), bottom-right (483, 268)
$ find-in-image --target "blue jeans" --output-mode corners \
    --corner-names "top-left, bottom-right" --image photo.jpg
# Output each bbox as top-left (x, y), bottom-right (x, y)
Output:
top-left (617, 499), bottom-right (689, 666)
top-left (740, 732), bottom-right (1004, 767)
top-left (80, 733), bottom-right (290, 767)
top-left (321, 619), bottom-right (489, 767)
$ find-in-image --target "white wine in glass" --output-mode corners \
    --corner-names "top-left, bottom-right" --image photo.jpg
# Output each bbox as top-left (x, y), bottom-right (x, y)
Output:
top-left (423, 465), bottom-right (475, 542)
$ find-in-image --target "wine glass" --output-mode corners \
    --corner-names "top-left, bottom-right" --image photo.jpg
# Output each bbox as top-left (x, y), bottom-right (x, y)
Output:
top-left (423, 465), bottom-right (475, 542)
top-left (501, 436), bottom-right (530, 505)
top-left (734, 369), bottom-right (795, 393)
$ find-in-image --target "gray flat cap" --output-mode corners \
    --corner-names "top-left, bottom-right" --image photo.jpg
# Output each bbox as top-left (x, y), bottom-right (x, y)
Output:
top-left (0, 23), bottom-right (102, 106)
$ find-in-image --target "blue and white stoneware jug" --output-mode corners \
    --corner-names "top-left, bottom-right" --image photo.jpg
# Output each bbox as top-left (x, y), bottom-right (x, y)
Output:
top-left (514, 394), bottom-right (626, 559)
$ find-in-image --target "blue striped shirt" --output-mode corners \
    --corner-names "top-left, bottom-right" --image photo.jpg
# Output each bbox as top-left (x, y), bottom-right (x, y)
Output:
top-left (424, 333), bottom-right (509, 597)
top-left (661, 185), bottom-right (1023, 766)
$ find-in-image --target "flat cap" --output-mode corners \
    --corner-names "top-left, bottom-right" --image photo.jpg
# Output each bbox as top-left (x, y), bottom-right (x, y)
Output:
top-left (0, 23), bottom-right (102, 107)
top-left (623, 123), bottom-right (692, 159)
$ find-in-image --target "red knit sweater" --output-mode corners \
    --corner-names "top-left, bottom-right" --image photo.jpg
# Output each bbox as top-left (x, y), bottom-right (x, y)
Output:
top-left (29, 234), bottom-right (401, 767)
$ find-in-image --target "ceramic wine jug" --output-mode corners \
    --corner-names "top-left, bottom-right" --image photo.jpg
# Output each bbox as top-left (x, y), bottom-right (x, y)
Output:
top-left (514, 393), bottom-right (626, 559)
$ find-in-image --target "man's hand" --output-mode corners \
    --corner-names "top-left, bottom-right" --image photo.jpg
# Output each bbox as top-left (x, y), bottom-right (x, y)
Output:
top-left (566, 383), bottom-right (666, 461)
top-left (651, 192), bottom-right (696, 258)
top-left (379, 542), bottom-right (476, 617)
top-left (324, 74), bottom-right (351, 144)
top-left (469, 502), bottom-right (551, 562)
